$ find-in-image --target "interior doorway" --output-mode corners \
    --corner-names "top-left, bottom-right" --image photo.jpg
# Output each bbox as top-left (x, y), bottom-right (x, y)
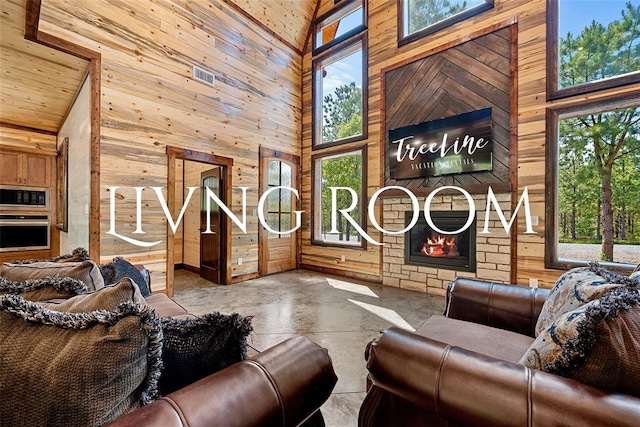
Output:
top-left (259, 147), bottom-right (300, 276)
top-left (166, 146), bottom-right (233, 296)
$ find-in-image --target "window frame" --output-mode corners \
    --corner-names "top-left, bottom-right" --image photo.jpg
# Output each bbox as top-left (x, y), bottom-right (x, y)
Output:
top-left (311, 145), bottom-right (368, 249)
top-left (545, 92), bottom-right (640, 272)
top-left (546, 0), bottom-right (640, 101)
top-left (312, 0), bottom-right (367, 56)
top-left (312, 34), bottom-right (368, 150)
top-left (265, 159), bottom-right (293, 239)
top-left (397, 0), bottom-right (494, 47)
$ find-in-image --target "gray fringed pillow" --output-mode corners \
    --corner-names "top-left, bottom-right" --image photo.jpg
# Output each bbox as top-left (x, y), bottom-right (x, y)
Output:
top-left (159, 312), bottom-right (253, 395)
top-left (1, 260), bottom-right (105, 292)
top-left (521, 286), bottom-right (640, 397)
top-left (0, 278), bottom-right (163, 427)
top-left (0, 275), bottom-right (88, 301)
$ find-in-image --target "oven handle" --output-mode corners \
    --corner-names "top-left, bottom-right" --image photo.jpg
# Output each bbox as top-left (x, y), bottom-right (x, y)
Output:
top-left (0, 220), bottom-right (50, 226)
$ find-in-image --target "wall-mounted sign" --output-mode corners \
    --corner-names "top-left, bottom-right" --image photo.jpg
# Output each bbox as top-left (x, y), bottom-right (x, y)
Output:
top-left (388, 108), bottom-right (493, 180)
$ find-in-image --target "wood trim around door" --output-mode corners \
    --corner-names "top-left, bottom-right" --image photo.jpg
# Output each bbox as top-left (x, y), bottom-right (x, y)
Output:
top-left (166, 146), bottom-right (233, 296)
top-left (258, 146), bottom-right (301, 276)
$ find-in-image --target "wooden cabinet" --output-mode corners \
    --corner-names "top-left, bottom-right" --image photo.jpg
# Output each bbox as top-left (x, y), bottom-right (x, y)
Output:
top-left (0, 150), bottom-right (52, 187)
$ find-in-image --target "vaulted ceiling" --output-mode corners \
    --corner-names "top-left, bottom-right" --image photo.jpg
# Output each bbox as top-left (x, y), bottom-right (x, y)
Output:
top-left (0, 0), bottom-right (317, 134)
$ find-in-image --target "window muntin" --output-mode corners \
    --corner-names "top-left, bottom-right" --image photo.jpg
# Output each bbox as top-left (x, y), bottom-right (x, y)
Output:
top-left (266, 160), bottom-right (293, 239)
top-left (399, 0), bottom-right (493, 46)
top-left (312, 149), bottom-right (366, 248)
top-left (313, 38), bottom-right (365, 148)
top-left (314, 1), bottom-right (365, 54)
top-left (548, 99), bottom-right (640, 269)
top-left (548, 0), bottom-right (640, 99)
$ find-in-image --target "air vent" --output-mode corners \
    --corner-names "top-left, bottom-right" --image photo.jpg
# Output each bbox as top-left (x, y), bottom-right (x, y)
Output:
top-left (192, 65), bottom-right (215, 87)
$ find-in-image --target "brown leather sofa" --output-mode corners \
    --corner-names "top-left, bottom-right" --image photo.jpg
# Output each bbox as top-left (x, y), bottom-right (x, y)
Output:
top-left (109, 275), bottom-right (338, 427)
top-left (108, 334), bottom-right (336, 427)
top-left (360, 278), bottom-right (640, 426)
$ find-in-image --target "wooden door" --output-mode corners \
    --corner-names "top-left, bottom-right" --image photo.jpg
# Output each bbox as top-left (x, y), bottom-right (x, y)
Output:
top-left (259, 149), bottom-right (299, 275)
top-left (200, 168), bottom-right (221, 283)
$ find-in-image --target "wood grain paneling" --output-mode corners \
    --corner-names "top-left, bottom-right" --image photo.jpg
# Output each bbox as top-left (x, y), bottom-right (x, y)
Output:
top-left (38, 0), bottom-right (302, 290)
top-left (383, 26), bottom-right (511, 193)
top-left (0, 0), bottom-right (88, 132)
top-left (227, 0), bottom-right (316, 54)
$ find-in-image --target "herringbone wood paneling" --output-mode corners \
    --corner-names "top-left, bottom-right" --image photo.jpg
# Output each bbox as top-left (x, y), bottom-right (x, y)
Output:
top-left (384, 27), bottom-right (512, 192)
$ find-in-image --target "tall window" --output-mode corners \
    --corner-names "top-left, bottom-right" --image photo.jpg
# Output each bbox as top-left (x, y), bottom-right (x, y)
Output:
top-left (313, 39), bottom-right (365, 148)
top-left (399, 0), bottom-right (493, 46)
top-left (312, 148), bottom-right (366, 248)
top-left (546, 0), bottom-right (640, 270)
top-left (547, 0), bottom-right (640, 100)
top-left (549, 101), bottom-right (640, 268)
top-left (314, 0), bottom-right (365, 54)
top-left (312, 1), bottom-right (367, 149)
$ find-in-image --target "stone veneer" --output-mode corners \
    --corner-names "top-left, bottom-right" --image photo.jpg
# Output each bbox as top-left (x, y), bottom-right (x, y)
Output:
top-left (382, 192), bottom-right (512, 296)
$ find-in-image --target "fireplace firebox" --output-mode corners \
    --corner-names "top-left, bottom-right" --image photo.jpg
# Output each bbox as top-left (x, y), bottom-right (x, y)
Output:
top-left (405, 211), bottom-right (476, 272)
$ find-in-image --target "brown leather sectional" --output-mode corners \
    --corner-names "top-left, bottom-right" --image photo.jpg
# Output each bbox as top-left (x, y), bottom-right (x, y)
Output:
top-left (360, 278), bottom-right (640, 426)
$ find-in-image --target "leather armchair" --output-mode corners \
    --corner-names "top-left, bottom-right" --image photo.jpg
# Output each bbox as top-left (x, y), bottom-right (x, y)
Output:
top-left (108, 336), bottom-right (337, 427)
top-left (359, 278), bottom-right (640, 426)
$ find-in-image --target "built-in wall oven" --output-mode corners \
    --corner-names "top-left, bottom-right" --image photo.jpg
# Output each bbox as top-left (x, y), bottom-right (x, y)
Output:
top-left (0, 214), bottom-right (51, 252)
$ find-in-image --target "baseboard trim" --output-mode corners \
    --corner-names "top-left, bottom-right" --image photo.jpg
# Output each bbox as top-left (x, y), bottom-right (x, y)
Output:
top-left (299, 264), bottom-right (382, 284)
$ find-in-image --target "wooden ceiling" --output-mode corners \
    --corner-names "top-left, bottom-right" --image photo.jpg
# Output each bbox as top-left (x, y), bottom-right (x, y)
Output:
top-left (0, 0), bottom-right (317, 134)
top-left (0, 0), bottom-right (89, 133)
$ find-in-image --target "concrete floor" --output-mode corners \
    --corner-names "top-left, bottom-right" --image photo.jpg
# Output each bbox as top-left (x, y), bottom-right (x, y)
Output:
top-left (172, 269), bottom-right (446, 426)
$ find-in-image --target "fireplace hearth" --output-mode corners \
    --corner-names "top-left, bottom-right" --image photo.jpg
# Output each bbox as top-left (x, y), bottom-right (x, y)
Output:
top-left (405, 211), bottom-right (476, 272)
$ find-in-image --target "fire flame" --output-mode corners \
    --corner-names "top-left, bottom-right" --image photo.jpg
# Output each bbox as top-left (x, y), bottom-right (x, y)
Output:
top-left (421, 235), bottom-right (460, 258)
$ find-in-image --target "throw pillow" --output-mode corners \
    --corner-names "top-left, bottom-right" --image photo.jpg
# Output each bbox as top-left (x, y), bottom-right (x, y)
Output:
top-left (5, 247), bottom-right (91, 264)
top-left (0, 275), bottom-right (88, 301)
top-left (0, 278), bottom-right (162, 427)
top-left (520, 287), bottom-right (640, 397)
top-left (159, 312), bottom-right (253, 395)
top-left (100, 257), bottom-right (151, 297)
top-left (534, 264), bottom-right (635, 336)
top-left (1, 260), bottom-right (105, 291)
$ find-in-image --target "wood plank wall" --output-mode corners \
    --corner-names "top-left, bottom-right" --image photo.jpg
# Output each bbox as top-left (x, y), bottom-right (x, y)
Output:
top-left (384, 26), bottom-right (511, 192)
top-left (0, 125), bottom-right (57, 155)
top-left (301, 0), bottom-right (640, 287)
top-left (38, 0), bottom-right (302, 291)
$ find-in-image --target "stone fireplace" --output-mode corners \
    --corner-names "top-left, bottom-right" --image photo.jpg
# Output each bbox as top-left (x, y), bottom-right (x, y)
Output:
top-left (382, 192), bottom-right (512, 296)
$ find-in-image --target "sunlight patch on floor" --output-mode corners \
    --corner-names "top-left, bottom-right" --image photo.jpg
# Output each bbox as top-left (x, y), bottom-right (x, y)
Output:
top-left (348, 299), bottom-right (415, 332)
top-left (326, 278), bottom-right (379, 298)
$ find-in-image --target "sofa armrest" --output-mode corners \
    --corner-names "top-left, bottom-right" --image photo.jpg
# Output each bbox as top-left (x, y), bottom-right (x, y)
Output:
top-left (445, 277), bottom-right (550, 337)
top-left (107, 336), bottom-right (337, 427)
top-left (362, 327), bottom-right (640, 427)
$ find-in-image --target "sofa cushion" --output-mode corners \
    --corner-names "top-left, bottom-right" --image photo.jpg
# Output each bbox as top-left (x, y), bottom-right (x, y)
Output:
top-left (520, 287), bottom-right (640, 397)
top-left (0, 275), bottom-right (88, 300)
top-left (145, 293), bottom-right (191, 318)
top-left (416, 314), bottom-right (534, 363)
top-left (1, 260), bottom-right (105, 291)
top-left (159, 312), bottom-right (253, 395)
top-left (0, 278), bottom-right (162, 427)
top-left (534, 266), bottom-right (628, 336)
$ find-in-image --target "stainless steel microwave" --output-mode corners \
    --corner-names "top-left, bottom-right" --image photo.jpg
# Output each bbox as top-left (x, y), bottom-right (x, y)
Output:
top-left (0, 186), bottom-right (49, 210)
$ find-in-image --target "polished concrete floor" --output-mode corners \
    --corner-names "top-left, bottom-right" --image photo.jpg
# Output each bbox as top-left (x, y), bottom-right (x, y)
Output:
top-left (172, 269), bottom-right (446, 426)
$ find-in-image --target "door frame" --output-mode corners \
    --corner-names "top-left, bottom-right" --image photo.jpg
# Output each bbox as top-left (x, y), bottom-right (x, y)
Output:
top-left (258, 146), bottom-right (301, 276)
top-left (166, 146), bottom-right (233, 296)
